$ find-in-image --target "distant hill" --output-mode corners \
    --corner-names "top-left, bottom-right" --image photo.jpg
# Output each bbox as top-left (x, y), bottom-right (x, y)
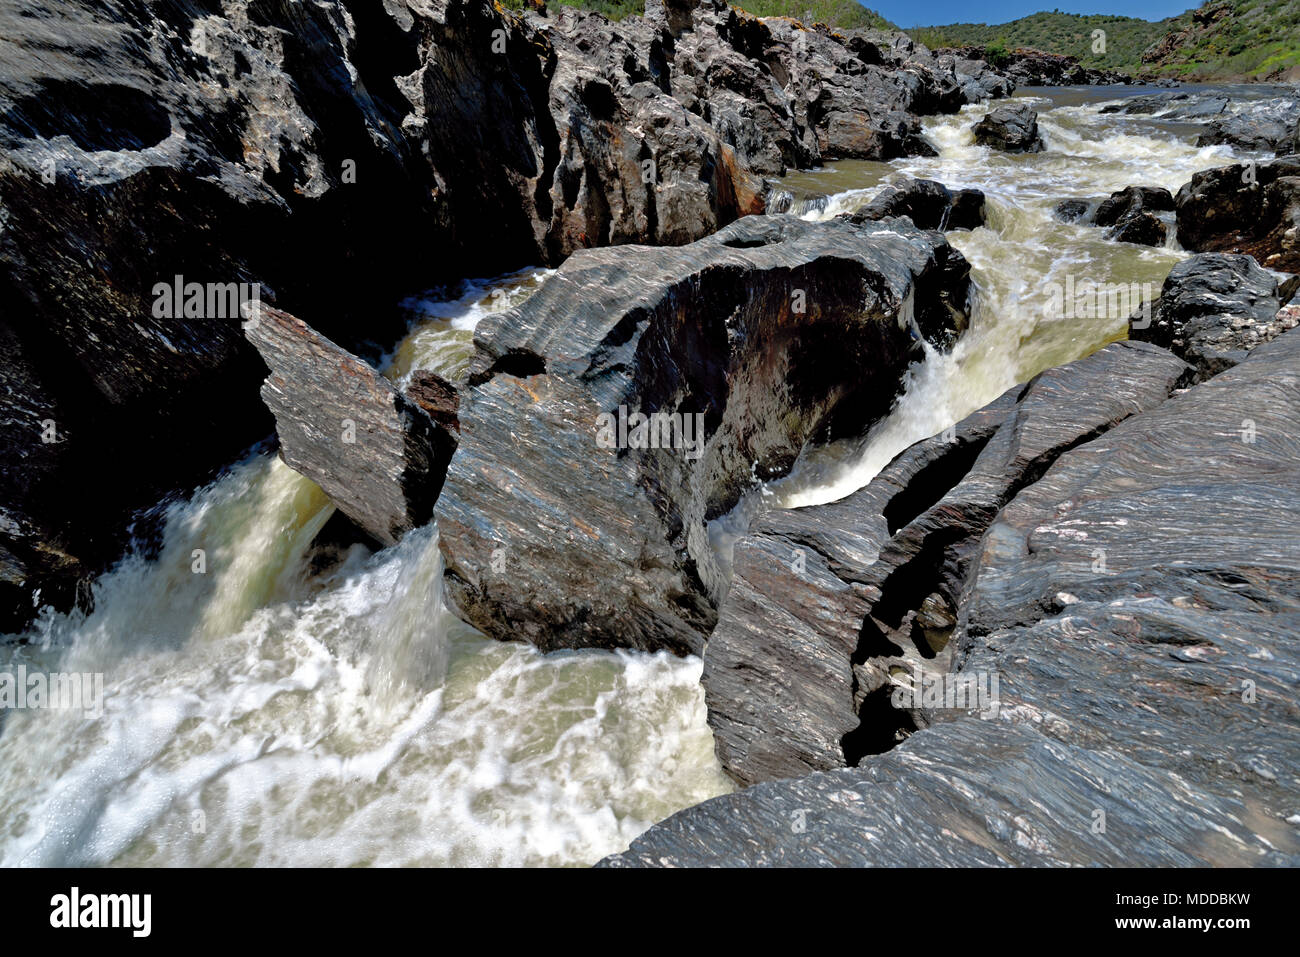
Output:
top-left (501, 0), bottom-right (896, 30)
top-left (912, 1), bottom-right (1300, 81)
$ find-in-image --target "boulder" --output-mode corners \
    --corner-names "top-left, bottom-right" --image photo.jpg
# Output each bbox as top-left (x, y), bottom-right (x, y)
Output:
top-left (244, 308), bottom-right (457, 547)
top-left (844, 178), bottom-right (986, 231)
top-left (1130, 253), bottom-right (1300, 380)
top-left (605, 328), bottom-right (1300, 867)
top-left (702, 340), bottom-right (1188, 786)
top-left (1054, 185), bottom-right (1173, 246)
top-left (972, 103), bottom-right (1044, 153)
top-left (435, 216), bottom-right (972, 655)
top-left (1175, 156), bottom-right (1300, 274)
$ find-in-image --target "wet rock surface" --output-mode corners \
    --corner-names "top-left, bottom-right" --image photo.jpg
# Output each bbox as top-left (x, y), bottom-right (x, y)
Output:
top-left (435, 216), bottom-right (971, 655)
top-left (245, 308), bottom-right (457, 547)
top-left (1131, 253), bottom-right (1300, 380)
top-left (702, 341), bottom-right (1188, 787)
top-left (1054, 185), bottom-right (1173, 246)
top-left (972, 103), bottom-right (1044, 153)
top-left (844, 177), bottom-right (986, 231)
top-left (605, 329), bottom-right (1300, 866)
top-left (1175, 156), bottom-right (1300, 274)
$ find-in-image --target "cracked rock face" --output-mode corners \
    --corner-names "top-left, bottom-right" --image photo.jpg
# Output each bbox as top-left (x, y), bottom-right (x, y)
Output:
top-left (701, 340), bottom-right (1189, 788)
top-left (435, 215), bottom-right (971, 655)
top-left (604, 328), bottom-right (1300, 867)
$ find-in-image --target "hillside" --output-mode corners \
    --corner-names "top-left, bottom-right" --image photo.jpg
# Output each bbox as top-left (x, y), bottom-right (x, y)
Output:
top-left (914, 1), bottom-right (1300, 81)
top-left (501, 0), bottom-right (896, 29)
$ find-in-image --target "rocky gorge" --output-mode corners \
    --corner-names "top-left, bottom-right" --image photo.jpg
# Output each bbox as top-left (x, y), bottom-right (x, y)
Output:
top-left (2, 0), bottom-right (1299, 868)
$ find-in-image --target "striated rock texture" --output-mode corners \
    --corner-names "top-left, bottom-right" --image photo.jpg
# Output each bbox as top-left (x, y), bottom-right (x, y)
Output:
top-left (435, 215), bottom-right (971, 655)
top-left (0, 0), bottom-right (1007, 626)
top-left (244, 307), bottom-right (457, 547)
top-left (605, 328), bottom-right (1300, 867)
top-left (702, 340), bottom-right (1189, 787)
top-left (1131, 252), bottom-right (1300, 380)
top-left (972, 103), bottom-right (1044, 153)
top-left (1175, 155), bottom-right (1300, 274)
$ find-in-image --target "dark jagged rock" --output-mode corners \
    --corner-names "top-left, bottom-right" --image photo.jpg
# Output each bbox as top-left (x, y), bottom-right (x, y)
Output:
top-left (605, 330), bottom-right (1300, 867)
top-left (0, 0), bottom-right (1010, 625)
top-left (244, 307), bottom-right (456, 547)
top-left (1100, 91), bottom-right (1188, 115)
top-left (936, 46), bottom-right (1127, 87)
top-left (1107, 209), bottom-right (1167, 246)
top-left (701, 341), bottom-right (1188, 787)
top-left (1131, 253), bottom-right (1300, 380)
top-left (1092, 185), bottom-right (1174, 247)
top-left (1053, 198), bottom-right (1097, 223)
top-left (1196, 97), bottom-right (1300, 154)
top-left (1000, 49), bottom-right (1129, 87)
top-left (1054, 185), bottom-right (1172, 246)
top-left (1093, 185), bottom-right (1175, 225)
top-left (844, 178), bottom-right (985, 231)
top-left (435, 216), bottom-right (971, 655)
top-left (972, 103), bottom-right (1044, 153)
top-left (1175, 156), bottom-right (1300, 274)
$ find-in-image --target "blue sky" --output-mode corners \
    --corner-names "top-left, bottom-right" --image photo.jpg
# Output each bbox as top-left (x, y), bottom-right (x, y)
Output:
top-left (875, 1), bottom-right (1196, 28)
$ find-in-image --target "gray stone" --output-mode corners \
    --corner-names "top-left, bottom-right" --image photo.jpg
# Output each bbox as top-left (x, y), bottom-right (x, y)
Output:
top-left (245, 307), bottom-right (456, 547)
top-left (605, 329), bottom-right (1300, 867)
top-left (436, 216), bottom-right (971, 655)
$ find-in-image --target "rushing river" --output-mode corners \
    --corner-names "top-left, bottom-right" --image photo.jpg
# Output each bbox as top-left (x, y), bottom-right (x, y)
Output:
top-left (0, 86), bottom-right (1274, 866)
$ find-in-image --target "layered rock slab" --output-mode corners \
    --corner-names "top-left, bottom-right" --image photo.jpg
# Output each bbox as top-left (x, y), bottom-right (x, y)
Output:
top-left (604, 329), bottom-right (1300, 866)
top-left (436, 216), bottom-right (970, 655)
top-left (244, 307), bottom-right (457, 546)
top-left (703, 340), bottom-right (1189, 787)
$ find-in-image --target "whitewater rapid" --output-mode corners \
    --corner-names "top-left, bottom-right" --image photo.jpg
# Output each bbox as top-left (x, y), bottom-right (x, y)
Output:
top-left (0, 87), bottom-right (1262, 866)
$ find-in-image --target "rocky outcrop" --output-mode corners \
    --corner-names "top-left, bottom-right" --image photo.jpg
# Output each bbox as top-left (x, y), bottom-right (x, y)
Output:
top-left (1131, 253), bottom-right (1300, 380)
top-left (844, 177), bottom-right (986, 231)
top-left (1001, 49), bottom-right (1129, 87)
top-left (435, 216), bottom-right (972, 655)
top-left (1101, 90), bottom-right (1298, 155)
top-left (1060, 185), bottom-right (1174, 246)
top-left (244, 307), bottom-right (457, 547)
top-left (701, 340), bottom-right (1189, 787)
top-left (934, 46), bottom-right (1128, 86)
top-left (605, 328), bottom-right (1300, 867)
top-left (972, 103), bottom-right (1044, 153)
top-left (0, 0), bottom-right (1009, 626)
top-left (1196, 97), bottom-right (1300, 155)
top-left (1175, 156), bottom-right (1300, 274)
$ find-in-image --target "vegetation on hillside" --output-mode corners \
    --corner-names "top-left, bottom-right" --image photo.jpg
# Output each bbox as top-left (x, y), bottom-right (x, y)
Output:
top-left (499, 0), bottom-right (896, 29)
top-left (912, 1), bottom-right (1300, 80)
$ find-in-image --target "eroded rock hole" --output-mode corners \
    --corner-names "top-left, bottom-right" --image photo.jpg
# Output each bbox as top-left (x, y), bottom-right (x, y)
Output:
top-left (7, 81), bottom-right (171, 152)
